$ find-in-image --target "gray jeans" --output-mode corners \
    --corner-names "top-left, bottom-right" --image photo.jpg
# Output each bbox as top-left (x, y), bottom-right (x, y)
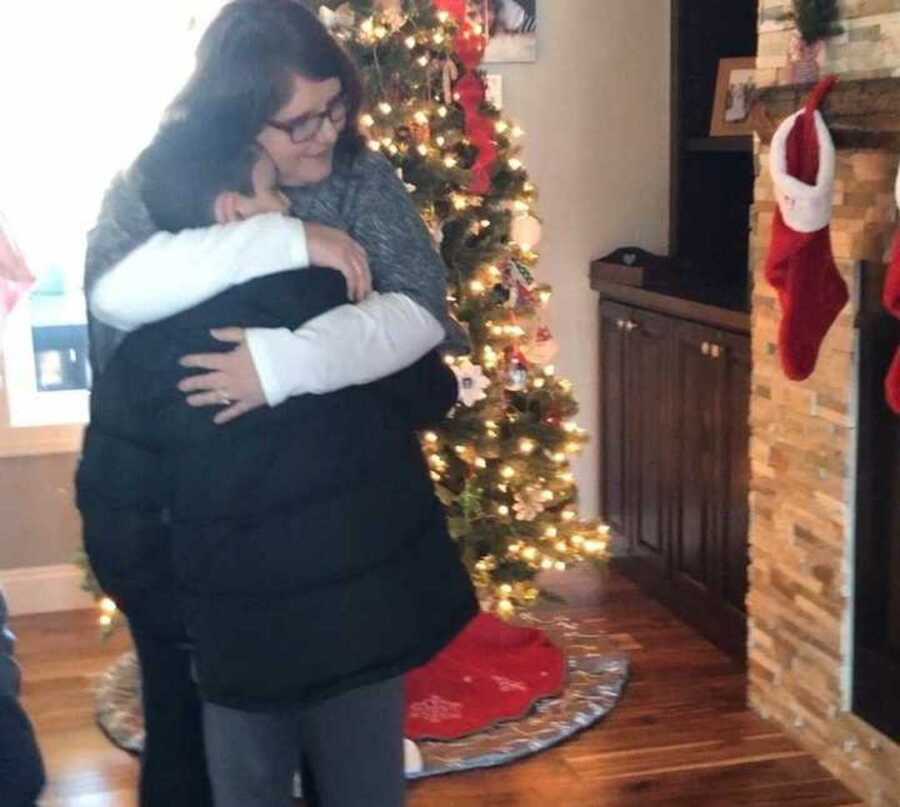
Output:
top-left (203, 676), bottom-right (406, 807)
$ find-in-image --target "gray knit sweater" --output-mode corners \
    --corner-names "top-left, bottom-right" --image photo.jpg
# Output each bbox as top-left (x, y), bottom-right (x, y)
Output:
top-left (84, 149), bottom-right (467, 375)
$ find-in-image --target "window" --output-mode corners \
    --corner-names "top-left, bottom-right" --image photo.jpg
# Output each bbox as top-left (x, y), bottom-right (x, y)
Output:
top-left (0, 2), bottom-right (225, 454)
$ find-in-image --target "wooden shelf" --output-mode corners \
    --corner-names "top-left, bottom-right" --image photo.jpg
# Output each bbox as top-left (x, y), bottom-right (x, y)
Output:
top-left (755, 77), bottom-right (900, 152)
top-left (684, 136), bottom-right (753, 153)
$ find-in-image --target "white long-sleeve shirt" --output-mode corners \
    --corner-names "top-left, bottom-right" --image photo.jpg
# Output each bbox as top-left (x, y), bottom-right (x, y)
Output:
top-left (85, 152), bottom-right (467, 391)
top-left (88, 212), bottom-right (444, 406)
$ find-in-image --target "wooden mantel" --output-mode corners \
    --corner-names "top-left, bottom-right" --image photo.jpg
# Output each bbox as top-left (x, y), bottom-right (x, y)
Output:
top-left (753, 77), bottom-right (900, 151)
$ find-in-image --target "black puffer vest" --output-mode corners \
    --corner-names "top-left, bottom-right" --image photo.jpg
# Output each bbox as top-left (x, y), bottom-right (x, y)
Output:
top-left (77, 268), bottom-right (478, 709)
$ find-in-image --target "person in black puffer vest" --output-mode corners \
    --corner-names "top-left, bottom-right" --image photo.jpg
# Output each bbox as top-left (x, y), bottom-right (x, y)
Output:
top-left (77, 113), bottom-right (478, 807)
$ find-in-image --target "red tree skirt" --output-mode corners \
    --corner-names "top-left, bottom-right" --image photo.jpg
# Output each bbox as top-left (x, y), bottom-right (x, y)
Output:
top-left (405, 612), bottom-right (566, 740)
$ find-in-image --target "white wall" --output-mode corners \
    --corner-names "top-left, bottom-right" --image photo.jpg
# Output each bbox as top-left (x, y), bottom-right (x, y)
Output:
top-left (488, 0), bottom-right (671, 517)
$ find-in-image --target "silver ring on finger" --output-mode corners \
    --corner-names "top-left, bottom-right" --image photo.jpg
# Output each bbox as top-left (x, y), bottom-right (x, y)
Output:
top-left (217, 389), bottom-right (232, 406)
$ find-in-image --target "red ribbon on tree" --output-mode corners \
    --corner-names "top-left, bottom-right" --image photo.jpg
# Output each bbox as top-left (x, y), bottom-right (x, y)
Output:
top-left (455, 74), bottom-right (497, 194)
top-left (433, 0), bottom-right (497, 194)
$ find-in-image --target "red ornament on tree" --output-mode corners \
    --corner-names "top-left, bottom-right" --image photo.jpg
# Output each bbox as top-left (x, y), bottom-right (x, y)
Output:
top-left (409, 119), bottom-right (431, 145)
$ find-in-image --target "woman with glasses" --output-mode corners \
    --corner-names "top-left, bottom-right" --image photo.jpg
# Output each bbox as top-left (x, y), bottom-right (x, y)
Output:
top-left (83, 2), bottom-right (473, 805)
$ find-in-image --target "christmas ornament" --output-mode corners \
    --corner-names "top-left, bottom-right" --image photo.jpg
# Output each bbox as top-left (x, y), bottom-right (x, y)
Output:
top-left (513, 486), bottom-right (545, 521)
top-left (884, 162), bottom-right (900, 415)
top-left (504, 350), bottom-right (529, 391)
top-left (429, 221), bottom-right (445, 249)
top-left (505, 364), bottom-right (528, 392)
top-left (423, 207), bottom-right (445, 250)
top-left (503, 260), bottom-right (535, 308)
top-left (396, 167), bottom-right (417, 194)
top-left (521, 321), bottom-right (559, 366)
top-left (318, 3), bottom-right (355, 32)
top-left (765, 75), bottom-right (848, 381)
top-left (409, 119), bottom-right (431, 145)
top-left (491, 283), bottom-right (511, 306)
top-left (373, 0), bottom-right (408, 31)
top-left (453, 359), bottom-right (491, 406)
top-left (510, 214), bottom-right (543, 251)
top-left (442, 58), bottom-right (460, 106)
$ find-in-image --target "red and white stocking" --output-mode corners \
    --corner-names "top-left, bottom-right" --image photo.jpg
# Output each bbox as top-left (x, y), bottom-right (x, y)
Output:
top-left (765, 76), bottom-right (849, 381)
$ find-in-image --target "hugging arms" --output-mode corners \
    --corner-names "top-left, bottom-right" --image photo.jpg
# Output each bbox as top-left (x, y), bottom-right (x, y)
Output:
top-left (84, 150), bottom-right (467, 417)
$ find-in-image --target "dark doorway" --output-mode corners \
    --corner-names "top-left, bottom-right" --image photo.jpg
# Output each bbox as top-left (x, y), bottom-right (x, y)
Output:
top-left (852, 261), bottom-right (900, 740)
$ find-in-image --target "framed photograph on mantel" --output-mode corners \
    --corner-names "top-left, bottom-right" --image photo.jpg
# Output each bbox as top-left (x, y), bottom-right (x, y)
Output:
top-left (710, 57), bottom-right (757, 137)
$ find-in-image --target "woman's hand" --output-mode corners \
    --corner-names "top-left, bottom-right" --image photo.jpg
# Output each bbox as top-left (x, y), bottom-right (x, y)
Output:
top-left (178, 328), bottom-right (267, 425)
top-left (305, 223), bottom-right (372, 302)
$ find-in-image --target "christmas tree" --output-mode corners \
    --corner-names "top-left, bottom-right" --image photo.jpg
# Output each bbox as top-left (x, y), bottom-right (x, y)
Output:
top-left (87, 0), bottom-right (609, 629)
top-left (315, 0), bottom-right (608, 615)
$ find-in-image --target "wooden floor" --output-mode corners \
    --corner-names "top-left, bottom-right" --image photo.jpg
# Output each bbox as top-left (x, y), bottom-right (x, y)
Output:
top-left (11, 565), bottom-right (863, 806)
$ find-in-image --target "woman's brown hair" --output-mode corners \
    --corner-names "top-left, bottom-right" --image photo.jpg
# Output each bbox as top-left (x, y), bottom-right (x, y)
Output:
top-left (169, 0), bottom-right (365, 158)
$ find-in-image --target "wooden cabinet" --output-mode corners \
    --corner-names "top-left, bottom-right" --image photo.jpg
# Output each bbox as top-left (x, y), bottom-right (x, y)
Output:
top-left (599, 298), bottom-right (750, 659)
top-left (625, 307), bottom-right (672, 577)
top-left (598, 302), bottom-right (630, 542)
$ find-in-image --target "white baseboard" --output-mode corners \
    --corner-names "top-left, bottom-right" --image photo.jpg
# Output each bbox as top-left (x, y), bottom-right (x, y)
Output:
top-left (0, 564), bottom-right (95, 616)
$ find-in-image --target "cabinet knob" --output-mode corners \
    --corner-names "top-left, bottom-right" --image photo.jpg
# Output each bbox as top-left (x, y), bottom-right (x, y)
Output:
top-left (711, 344), bottom-right (722, 359)
top-left (616, 319), bottom-right (626, 330)
top-left (625, 321), bottom-right (638, 332)
top-left (701, 342), bottom-right (710, 355)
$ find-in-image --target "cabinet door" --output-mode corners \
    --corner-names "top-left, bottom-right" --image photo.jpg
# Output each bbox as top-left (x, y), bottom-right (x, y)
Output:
top-left (624, 308), bottom-right (673, 574)
top-left (671, 320), bottom-right (720, 598)
top-left (598, 301), bottom-right (631, 540)
top-left (714, 329), bottom-right (751, 618)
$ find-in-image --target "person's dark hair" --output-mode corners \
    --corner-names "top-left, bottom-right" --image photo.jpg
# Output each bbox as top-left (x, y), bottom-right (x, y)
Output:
top-left (137, 109), bottom-right (262, 232)
top-left (169, 0), bottom-right (364, 159)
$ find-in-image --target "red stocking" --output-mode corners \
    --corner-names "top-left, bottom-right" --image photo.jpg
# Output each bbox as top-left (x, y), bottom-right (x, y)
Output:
top-left (886, 349), bottom-right (900, 415)
top-left (886, 230), bottom-right (900, 318)
top-left (765, 77), bottom-right (849, 381)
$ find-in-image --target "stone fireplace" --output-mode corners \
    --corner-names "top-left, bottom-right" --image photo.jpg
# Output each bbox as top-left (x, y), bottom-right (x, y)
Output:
top-left (748, 2), bottom-right (900, 803)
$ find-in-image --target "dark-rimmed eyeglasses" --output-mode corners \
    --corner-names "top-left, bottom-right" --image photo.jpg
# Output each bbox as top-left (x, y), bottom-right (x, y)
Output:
top-left (266, 95), bottom-right (348, 144)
